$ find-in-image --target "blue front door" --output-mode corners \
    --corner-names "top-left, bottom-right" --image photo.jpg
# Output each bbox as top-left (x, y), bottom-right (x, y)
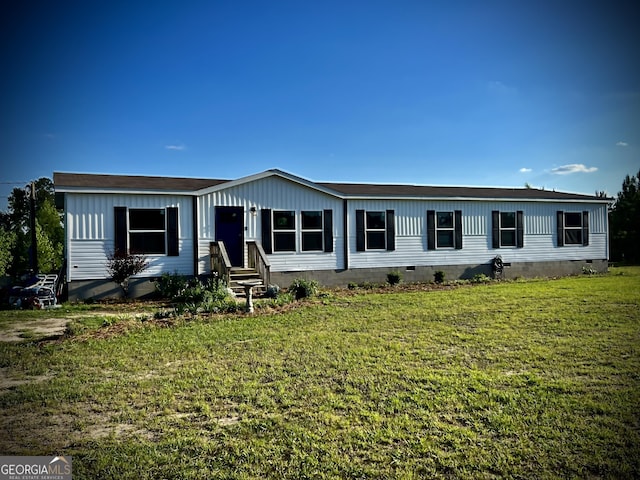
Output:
top-left (215, 206), bottom-right (244, 267)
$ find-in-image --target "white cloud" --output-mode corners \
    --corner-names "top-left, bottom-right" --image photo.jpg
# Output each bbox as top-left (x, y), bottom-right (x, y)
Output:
top-left (551, 164), bottom-right (598, 175)
top-left (487, 80), bottom-right (517, 95)
top-left (519, 167), bottom-right (532, 173)
top-left (616, 141), bottom-right (629, 147)
top-left (165, 144), bottom-right (186, 151)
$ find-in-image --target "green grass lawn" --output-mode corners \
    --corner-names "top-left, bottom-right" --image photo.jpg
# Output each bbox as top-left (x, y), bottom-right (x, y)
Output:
top-left (1, 268), bottom-right (639, 479)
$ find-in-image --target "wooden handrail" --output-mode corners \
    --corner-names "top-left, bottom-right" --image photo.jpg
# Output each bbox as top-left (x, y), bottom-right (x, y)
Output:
top-left (210, 241), bottom-right (232, 286)
top-left (247, 240), bottom-right (271, 286)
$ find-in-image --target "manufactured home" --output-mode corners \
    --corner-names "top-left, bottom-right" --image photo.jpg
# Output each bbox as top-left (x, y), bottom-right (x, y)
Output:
top-left (53, 169), bottom-right (610, 300)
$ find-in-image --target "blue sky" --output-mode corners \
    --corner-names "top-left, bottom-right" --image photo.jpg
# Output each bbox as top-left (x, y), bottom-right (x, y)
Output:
top-left (1, 0), bottom-right (638, 208)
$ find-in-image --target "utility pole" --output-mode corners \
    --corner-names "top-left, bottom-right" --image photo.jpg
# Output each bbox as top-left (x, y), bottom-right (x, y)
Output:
top-left (29, 181), bottom-right (38, 274)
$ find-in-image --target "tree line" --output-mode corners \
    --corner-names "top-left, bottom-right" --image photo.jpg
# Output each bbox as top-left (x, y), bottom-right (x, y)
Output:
top-left (0, 178), bottom-right (64, 279)
top-left (609, 169), bottom-right (640, 264)
top-left (0, 170), bottom-right (639, 281)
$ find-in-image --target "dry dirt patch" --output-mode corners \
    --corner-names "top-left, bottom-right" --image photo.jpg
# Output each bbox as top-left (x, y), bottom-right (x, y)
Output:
top-left (0, 317), bottom-right (71, 342)
top-left (0, 368), bottom-right (54, 390)
top-left (0, 405), bottom-right (157, 453)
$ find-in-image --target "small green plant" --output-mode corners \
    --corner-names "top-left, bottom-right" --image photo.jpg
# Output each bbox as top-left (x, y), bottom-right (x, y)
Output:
top-left (257, 291), bottom-right (295, 309)
top-left (434, 270), bottom-right (445, 284)
top-left (101, 316), bottom-right (118, 327)
top-left (289, 278), bottom-right (319, 300)
top-left (387, 271), bottom-right (402, 286)
top-left (471, 273), bottom-right (491, 284)
top-left (156, 271), bottom-right (189, 299)
top-left (172, 276), bottom-right (236, 314)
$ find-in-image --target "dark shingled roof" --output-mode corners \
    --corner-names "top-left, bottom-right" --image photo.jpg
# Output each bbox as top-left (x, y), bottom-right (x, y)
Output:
top-left (317, 182), bottom-right (601, 200)
top-left (54, 171), bottom-right (605, 201)
top-left (53, 172), bottom-right (227, 191)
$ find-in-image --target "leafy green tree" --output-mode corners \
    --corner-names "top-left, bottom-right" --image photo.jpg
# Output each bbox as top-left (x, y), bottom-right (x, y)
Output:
top-left (3, 178), bottom-right (64, 276)
top-left (37, 197), bottom-right (64, 248)
top-left (609, 169), bottom-right (640, 264)
top-left (0, 228), bottom-right (16, 277)
top-left (36, 222), bottom-right (63, 273)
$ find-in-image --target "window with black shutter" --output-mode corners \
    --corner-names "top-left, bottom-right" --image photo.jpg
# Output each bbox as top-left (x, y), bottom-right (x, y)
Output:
top-left (114, 206), bottom-right (178, 255)
top-left (435, 212), bottom-right (456, 248)
top-left (492, 210), bottom-right (524, 248)
top-left (557, 211), bottom-right (589, 246)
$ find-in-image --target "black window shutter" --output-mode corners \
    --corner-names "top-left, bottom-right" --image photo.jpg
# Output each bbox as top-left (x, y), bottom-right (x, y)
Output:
top-left (114, 206), bottom-right (127, 254)
top-left (167, 207), bottom-right (179, 256)
top-left (261, 209), bottom-right (272, 254)
top-left (557, 211), bottom-right (564, 247)
top-left (516, 211), bottom-right (524, 248)
top-left (427, 210), bottom-right (435, 250)
top-left (582, 211), bottom-right (589, 246)
top-left (492, 210), bottom-right (500, 249)
top-left (454, 210), bottom-right (463, 250)
top-left (356, 210), bottom-right (365, 252)
top-left (386, 210), bottom-right (395, 251)
top-left (323, 209), bottom-right (333, 253)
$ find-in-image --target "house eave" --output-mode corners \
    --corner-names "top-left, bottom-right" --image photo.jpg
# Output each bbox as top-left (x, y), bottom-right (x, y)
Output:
top-left (341, 194), bottom-right (610, 203)
top-left (56, 186), bottom-right (198, 197)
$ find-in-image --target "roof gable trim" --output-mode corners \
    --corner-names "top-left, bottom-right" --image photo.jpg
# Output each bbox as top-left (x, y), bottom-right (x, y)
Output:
top-left (194, 169), bottom-right (344, 198)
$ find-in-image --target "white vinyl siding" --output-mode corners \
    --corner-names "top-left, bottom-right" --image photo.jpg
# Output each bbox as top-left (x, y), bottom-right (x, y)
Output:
top-left (65, 193), bottom-right (193, 280)
top-left (197, 175), bottom-right (343, 274)
top-left (64, 174), bottom-right (609, 281)
top-left (348, 200), bottom-right (608, 270)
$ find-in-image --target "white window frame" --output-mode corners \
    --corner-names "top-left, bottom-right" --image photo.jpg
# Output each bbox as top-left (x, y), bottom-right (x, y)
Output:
top-left (128, 208), bottom-right (166, 255)
top-left (499, 211), bottom-right (517, 248)
top-left (436, 211), bottom-right (454, 249)
top-left (301, 210), bottom-right (323, 252)
top-left (563, 212), bottom-right (583, 245)
top-left (272, 210), bottom-right (296, 252)
top-left (366, 211), bottom-right (386, 250)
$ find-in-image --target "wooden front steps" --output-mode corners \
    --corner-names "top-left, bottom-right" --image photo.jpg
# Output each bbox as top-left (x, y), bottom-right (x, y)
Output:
top-left (229, 268), bottom-right (265, 298)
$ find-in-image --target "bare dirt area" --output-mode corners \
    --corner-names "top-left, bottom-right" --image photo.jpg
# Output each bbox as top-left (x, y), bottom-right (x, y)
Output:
top-left (0, 403), bottom-right (157, 454)
top-left (0, 368), bottom-right (54, 390)
top-left (0, 317), bottom-right (71, 342)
